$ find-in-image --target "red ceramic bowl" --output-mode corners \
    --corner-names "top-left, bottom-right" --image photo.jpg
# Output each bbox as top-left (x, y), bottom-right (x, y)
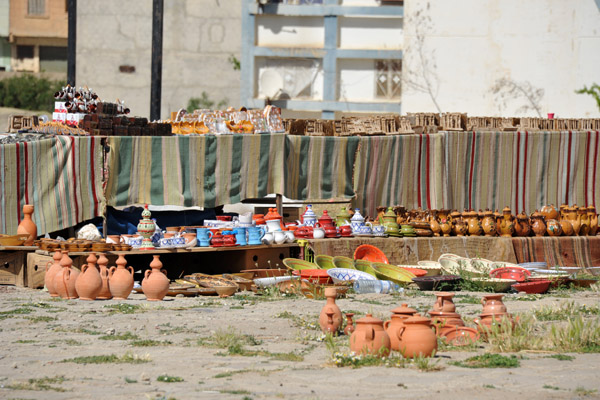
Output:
top-left (511, 280), bottom-right (551, 294)
top-left (490, 267), bottom-right (531, 282)
top-left (442, 326), bottom-right (480, 346)
top-left (399, 266), bottom-right (428, 278)
top-left (292, 269), bottom-right (332, 284)
top-left (354, 244), bottom-right (389, 264)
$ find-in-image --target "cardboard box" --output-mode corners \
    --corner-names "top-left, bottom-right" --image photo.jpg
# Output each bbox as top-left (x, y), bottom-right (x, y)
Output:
top-left (54, 102), bottom-right (67, 112)
top-left (52, 112), bottom-right (67, 123)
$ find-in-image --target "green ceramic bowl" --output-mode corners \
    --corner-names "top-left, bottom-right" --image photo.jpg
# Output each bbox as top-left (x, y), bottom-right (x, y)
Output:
top-left (315, 255), bottom-right (336, 270)
top-left (333, 256), bottom-right (356, 270)
top-left (282, 258), bottom-right (320, 271)
top-left (354, 259), bottom-right (379, 278)
top-left (372, 262), bottom-right (415, 284)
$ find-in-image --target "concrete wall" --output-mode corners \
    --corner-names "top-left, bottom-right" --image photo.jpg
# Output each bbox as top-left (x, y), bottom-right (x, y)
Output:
top-left (402, 0), bottom-right (600, 117)
top-left (77, 0), bottom-right (241, 120)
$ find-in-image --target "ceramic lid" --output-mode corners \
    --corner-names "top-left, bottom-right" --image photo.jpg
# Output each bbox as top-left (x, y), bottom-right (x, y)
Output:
top-left (351, 209), bottom-right (364, 221)
top-left (502, 206), bottom-right (512, 213)
top-left (384, 207), bottom-right (396, 218)
top-left (356, 313), bottom-right (383, 326)
top-left (303, 205), bottom-right (316, 217)
top-left (319, 210), bottom-right (333, 223)
top-left (142, 204), bottom-right (151, 218)
top-left (390, 303), bottom-right (417, 316)
top-left (403, 313), bottom-right (431, 325)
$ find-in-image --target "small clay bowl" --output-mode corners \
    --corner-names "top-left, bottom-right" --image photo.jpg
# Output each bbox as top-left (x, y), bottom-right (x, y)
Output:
top-left (442, 326), bottom-right (480, 346)
top-left (214, 285), bottom-right (238, 297)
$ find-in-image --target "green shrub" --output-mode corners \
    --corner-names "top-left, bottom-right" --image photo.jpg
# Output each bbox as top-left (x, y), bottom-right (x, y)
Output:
top-left (0, 74), bottom-right (65, 112)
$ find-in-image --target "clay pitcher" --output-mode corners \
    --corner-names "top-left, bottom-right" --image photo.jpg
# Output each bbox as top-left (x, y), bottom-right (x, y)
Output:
top-left (433, 292), bottom-right (456, 313)
top-left (465, 210), bottom-right (482, 236)
top-left (319, 287), bottom-right (343, 334)
top-left (53, 251), bottom-right (79, 299)
top-left (397, 314), bottom-right (437, 358)
top-left (96, 253), bottom-right (112, 300)
top-left (514, 212), bottom-right (531, 237)
top-left (17, 204), bottom-right (37, 245)
top-left (343, 313), bottom-right (355, 336)
top-left (540, 204), bottom-right (559, 221)
top-left (481, 294), bottom-right (507, 314)
top-left (142, 255), bottom-right (170, 301)
top-left (429, 210), bottom-right (441, 237)
top-left (350, 314), bottom-right (391, 357)
top-left (482, 210), bottom-right (497, 236)
top-left (565, 206), bottom-right (581, 235)
top-left (376, 206), bottom-right (387, 225)
top-left (451, 212), bottom-right (467, 236)
top-left (45, 250), bottom-right (63, 297)
top-left (546, 219), bottom-right (563, 236)
top-left (588, 206), bottom-right (598, 236)
top-left (494, 209), bottom-right (503, 235)
top-left (578, 208), bottom-right (590, 236)
top-left (530, 212), bottom-right (546, 237)
top-left (75, 252), bottom-right (102, 300)
top-left (109, 254), bottom-right (134, 300)
top-left (383, 303), bottom-right (416, 351)
top-left (499, 207), bottom-right (515, 237)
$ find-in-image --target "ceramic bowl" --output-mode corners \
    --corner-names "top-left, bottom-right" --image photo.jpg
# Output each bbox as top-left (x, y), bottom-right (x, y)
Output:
top-left (397, 265), bottom-right (428, 277)
top-left (533, 268), bottom-right (569, 275)
top-left (214, 285), bottom-right (238, 297)
top-left (518, 262), bottom-right (548, 271)
top-left (469, 277), bottom-right (516, 292)
top-left (333, 256), bottom-right (356, 270)
top-left (511, 280), bottom-right (551, 294)
top-left (315, 255), bottom-right (336, 270)
top-left (417, 261), bottom-right (443, 276)
top-left (354, 259), bottom-right (379, 277)
top-left (372, 262), bottom-right (415, 284)
top-left (411, 275), bottom-right (462, 291)
top-left (439, 257), bottom-right (488, 277)
top-left (441, 326), bottom-right (480, 346)
top-left (292, 269), bottom-right (332, 284)
top-left (353, 244), bottom-right (389, 264)
top-left (0, 234), bottom-right (30, 246)
top-left (282, 258), bottom-right (320, 271)
top-left (326, 268), bottom-right (377, 284)
top-left (489, 267), bottom-right (531, 282)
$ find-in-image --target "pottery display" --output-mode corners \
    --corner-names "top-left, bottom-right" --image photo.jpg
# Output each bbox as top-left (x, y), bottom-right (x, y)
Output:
top-left (344, 313), bottom-right (355, 336)
top-left (394, 206), bottom-right (408, 226)
top-left (565, 206), bottom-right (581, 235)
top-left (75, 252), bottom-right (102, 300)
top-left (481, 294), bottom-right (507, 314)
top-left (588, 206), bottom-right (598, 236)
top-left (350, 314), bottom-right (391, 357)
top-left (546, 219), bottom-right (563, 236)
top-left (530, 211), bottom-right (546, 236)
top-left (96, 252), bottom-right (112, 300)
top-left (428, 311), bottom-right (465, 330)
top-left (336, 207), bottom-right (351, 227)
top-left (53, 251), bottom-right (79, 299)
top-left (313, 226), bottom-right (325, 239)
top-left (17, 204), bottom-right (37, 246)
top-left (499, 207), bottom-right (515, 237)
top-left (319, 287), bottom-right (343, 334)
top-left (514, 212), bottom-right (531, 237)
top-left (451, 212), bottom-right (468, 236)
top-left (350, 208), bottom-right (366, 233)
top-left (109, 254), bottom-right (134, 300)
top-left (318, 210), bottom-right (334, 227)
top-left (397, 314), bottom-right (437, 358)
top-left (142, 255), bottom-right (170, 301)
top-left (432, 292), bottom-right (456, 313)
top-left (540, 204), bottom-right (559, 221)
top-left (463, 210), bottom-right (482, 236)
top-left (382, 207), bottom-right (400, 236)
top-left (383, 303), bottom-right (416, 351)
top-left (578, 207), bottom-right (590, 236)
top-left (45, 250), bottom-right (63, 297)
top-left (302, 205), bottom-right (317, 227)
top-left (137, 204), bottom-right (155, 250)
top-left (428, 210), bottom-right (441, 237)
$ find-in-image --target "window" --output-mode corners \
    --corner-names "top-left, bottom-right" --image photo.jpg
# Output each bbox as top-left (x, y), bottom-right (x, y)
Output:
top-left (16, 45), bottom-right (34, 60)
top-left (375, 60), bottom-right (401, 99)
top-left (27, 0), bottom-right (45, 16)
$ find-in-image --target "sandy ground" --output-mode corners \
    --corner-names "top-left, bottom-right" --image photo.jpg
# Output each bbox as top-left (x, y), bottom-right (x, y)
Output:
top-left (0, 285), bottom-right (599, 400)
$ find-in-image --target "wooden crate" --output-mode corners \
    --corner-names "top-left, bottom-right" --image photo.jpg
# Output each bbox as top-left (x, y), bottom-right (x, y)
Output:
top-left (0, 251), bottom-right (26, 286)
top-left (26, 252), bottom-right (88, 289)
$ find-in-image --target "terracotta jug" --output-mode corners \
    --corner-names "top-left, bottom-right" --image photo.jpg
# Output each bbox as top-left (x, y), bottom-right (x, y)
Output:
top-left (344, 313), bottom-right (355, 336)
top-left (398, 314), bottom-right (438, 358)
top-left (540, 204), bottom-right (559, 221)
top-left (433, 292), bottom-right (456, 313)
top-left (53, 251), bottom-right (79, 299)
top-left (438, 209), bottom-right (452, 236)
top-left (514, 212), bottom-right (531, 237)
top-left (17, 204), bottom-right (37, 245)
top-left (481, 210), bottom-right (497, 236)
top-left (578, 208), bottom-right (590, 236)
top-left (464, 210), bottom-right (482, 236)
top-left (142, 255), bottom-right (170, 301)
top-left (350, 314), bottom-right (391, 357)
top-left (96, 253), bottom-right (112, 300)
top-left (383, 303), bottom-right (416, 351)
top-left (565, 206), bottom-right (581, 235)
top-left (109, 254), bottom-right (134, 300)
top-left (429, 311), bottom-right (465, 332)
top-left (494, 209), bottom-right (502, 235)
top-left (429, 210), bottom-right (441, 237)
top-left (588, 206), bottom-right (598, 236)
top-left (547, 219), bottom-right (563, 236)
top-left (393, 206), bottom-right (407, 225)
top-left (45, 250), bottom-right (63, 297)
top-left (451, 212), bottom-right (467, 236)
top-left (376, 206), bottom-right (387, 225)
top-left (75, 252), bottom-right (102, 300)
top-left (499, 207), bottom-right (515, 237)
top-left (530, 212), bottom-right (546, 237)
top-left (319, 287), bottom-right (343, 334)
top-left (481, 294), bottom-right (507, 314)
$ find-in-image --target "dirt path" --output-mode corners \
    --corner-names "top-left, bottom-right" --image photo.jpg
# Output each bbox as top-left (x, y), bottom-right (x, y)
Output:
top-left (0, 286), bottom-right (599, 400)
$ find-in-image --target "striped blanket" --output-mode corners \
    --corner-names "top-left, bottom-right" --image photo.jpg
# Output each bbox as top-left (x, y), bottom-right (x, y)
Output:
top-left (0, 136), bottom-right (104, 235)
top-left (512, 236), bottom-right (600, 268)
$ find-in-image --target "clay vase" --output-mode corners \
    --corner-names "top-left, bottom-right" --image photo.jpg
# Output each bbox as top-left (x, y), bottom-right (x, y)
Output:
top-left (383, 303), bottom-right (416, 351)
top-left (319, 287), bottom-right (343, 334)
top-left (53, 251), bottom-right (79, 299)
top-left (565, 206), bottom-right (581, 235)
top-left (398, 314), bottom-right (437, 358)
top-left (482, 210), bottom-right (497, 237)
top-left (530, 212), bottom-right (546, 237)
top-left (45, 250), bottom-right (63, 297)
top-left (96, 253), bottom-right (112, 300)
top-left (429, 210), bottom-right (441, 237)
top-left (499, 207), bottom-right (515, 237)
top-left (109, 254), bottom-right (134, 300)
top-left (350, 314), bottom-right (391, 357)
top-left (588, 206), bottom-right (598, 236)
top-left (540, 204), bottom-right (559, 221)
top-left (433, 292), bottom-right (456, 313)
top-left (481, 294), bottom-right (507, 314)
top-left (142, 255), bottom-right (170, 301)
top-left (344, 313), bottom-right (355, 336)
top-left (578, 208), bottom-right (590, 236)
top-left (17, 204), bottom-right (37, 245)
top-left (464, 210), bottom-right (482, 236)
top-left (75, 253), bottom-right (102, 300)
top-left (514, 212), bottom-right (531, 237)
top-left (547, 219), bottom-right (563, 237)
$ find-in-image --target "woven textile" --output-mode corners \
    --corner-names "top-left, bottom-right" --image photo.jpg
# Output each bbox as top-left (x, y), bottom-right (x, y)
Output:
top-left (0, 136), bottom-right (104, 235)
top-left (512, 236), bottom-right (600, 268)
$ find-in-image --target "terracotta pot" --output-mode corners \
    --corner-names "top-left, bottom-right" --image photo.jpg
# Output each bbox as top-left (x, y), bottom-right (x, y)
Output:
top-left (428, 311), bottom-right (465, 333)
top-left (499, 207), bottom-right (515, 237)
top-left (142, 255), bottom-right (170, 301)
top-left (96, 253), bottom-right (112, 300)
top-left (350, 314), bottom-right (391, 357)
top-left (319, 287), bottom-right (342, 334)
top-left (494, 209), bottom-right (502, 235)
top-left (45, 250), bottom-right (63, 297)
top-left (530, 212), bottom-right (546, 237)
top-left (433, 292), bottom-right (456, 313)
top-left (53, 251), bottom-right (79, 299)
top-left (451, 212), bottom-right (467, 236)
top-left (587, 206), bottom-right (598, 236)
top-left (109, 254), bottom-right (134, 300)
top-left (429, 210), bottom-right (441, 237)
top-left (482, 210), bottom-right (497, 237)
top-left (398, 314), bottom-right (437, 358)
top-left (383, 303), bottom-right (417, 351)
top-left (75, 252), bottom-right (102, 300)
top-left (514, 212), bottom-right (531, 237)
top-left (547, 219), bottom-right (563, 236)
top-left (464, 210), bottom-right (482, 236)
top-left (540, 204), bottom-right (559, 221)
top-left (475, 313), bottom-right (514, 335)
top-left (17, 204), bottom-right (37, 246)
top-left (578, 208), bottom-right (590, 236)
top-left (481, 294), bottom-right (507, 314)
top-left (344, 313), bottom-right (355, 336)
top-left (565, 206), bottom-right (581, 235)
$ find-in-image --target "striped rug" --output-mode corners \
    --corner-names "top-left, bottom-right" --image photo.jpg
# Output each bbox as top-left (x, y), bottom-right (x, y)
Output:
top-left (0, 136), bottom-right (104, 235)
top-left (512, 236), bottom-right (600, 268)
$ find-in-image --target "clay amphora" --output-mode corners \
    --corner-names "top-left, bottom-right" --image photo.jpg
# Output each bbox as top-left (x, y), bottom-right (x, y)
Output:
top-left (433, 292), bottom-right (456, 313)
top-left (588, 206), bottom-right (598, 236)
top-left (540, 204), bottom-right (559, 221)
top-left (464, 210), bottom-right (482, 236)
top-left (578, 208), bottom-right (590, 236)
top-left (96, 253), bottom-right (112, 300)
top-left (482, 210), bottom-right (497, 236)
top-left (75, 252), bottom-right (102, 300)
top-left (530, 212), bottom-right (546, 237)
top-left (499, 207), bottom-right (515, 237)
top-left (53, 251), bottom-right (79, 299)
top-left (17, 204), bottom-right (37, 245)
top-left (481, 294), bottom-right (507, 314)
top-left (398, 314), bottom-right (437, 358)
top-left (546, 219), bottom-right (563, 236)
top-left (565, 206), bottom-right (581, 235)
top-left (350, 314), bottom-right (391, 357)
top-left (142, 255), bottom-right (170, 301)
top-left (45, 250), bottom-right (63, 297)
top-left (319, 287), bottom-right (343, 334)
top-left (109, 254), bottom-right (134, 300)
top-left (514, 212), bottom-right (531, 237)
top-left (383, 304), bottom-right (416, 351)
top-left (344, 313), bottom-right (355, 336)
top-left (429, 210), bottom-right (441, 237)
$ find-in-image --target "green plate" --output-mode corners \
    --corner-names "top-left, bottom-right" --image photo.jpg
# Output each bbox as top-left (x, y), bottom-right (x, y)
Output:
top-left (354, 259), bottom-right (379, 278)
top-left (282, 258), bottom-right (320, 271)
top-left (333, 256), bottom-right (356, 270)
top-left (315, 255), bottom-right (336, 270)
top-left (372, 262), bottom-right (416, 284)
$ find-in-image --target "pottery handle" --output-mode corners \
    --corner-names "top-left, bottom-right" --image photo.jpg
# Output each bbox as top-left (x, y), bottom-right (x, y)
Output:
top-left (326, 311), bottom-right (334, 326)
top-left (397, 326), bottom-right (405, 340)
top-left (81, 264), bottom-right (88, 274)
top-left (481, 297), bottom-right (486, 306)
top-left (208, 231), bottom-right (213, 239)
top-left (259, 228), bottom-right (265, 239)
top-left (109, 266), bottom-right (116, 277)
top-left (45, 261), bottom-right (53, 272)
top-left (365, 327), bottom-right (374, 341)
top-left (383, 320), bottom-right (390, 330)
top-left (161, 268), bottom-right (167, 276)
top-left (62, 269), bottom-right (71, 297)
top-left (127, 266), bottom-right (134, 276)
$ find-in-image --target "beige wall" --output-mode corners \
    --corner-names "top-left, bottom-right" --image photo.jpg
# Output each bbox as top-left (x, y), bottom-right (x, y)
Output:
top-left (9, 0), bottom-right (68, 39)
top-left (77, 0), bottom-right (241, 120)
